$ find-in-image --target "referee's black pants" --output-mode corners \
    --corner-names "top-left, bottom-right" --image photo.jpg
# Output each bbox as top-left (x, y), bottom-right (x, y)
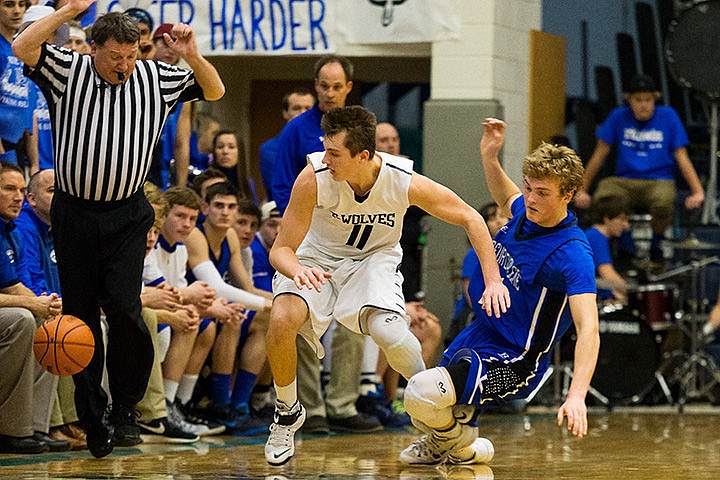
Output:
top-left (51, 189), bottom-right (155, 429)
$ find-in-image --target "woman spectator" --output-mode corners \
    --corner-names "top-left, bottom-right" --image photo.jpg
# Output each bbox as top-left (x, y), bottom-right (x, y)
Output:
top-left (209, 131), bottom-right (258, 205)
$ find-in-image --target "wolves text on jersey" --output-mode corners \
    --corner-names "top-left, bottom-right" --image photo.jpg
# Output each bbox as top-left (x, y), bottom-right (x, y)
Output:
top-left (330, 211), bottom-right (396, 227)
top-left (493, 240), bottom-right (521, 290)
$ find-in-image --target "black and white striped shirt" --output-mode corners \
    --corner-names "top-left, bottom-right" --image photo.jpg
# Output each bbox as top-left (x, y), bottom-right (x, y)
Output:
top-left (27, 44), bottom-right (203, 201)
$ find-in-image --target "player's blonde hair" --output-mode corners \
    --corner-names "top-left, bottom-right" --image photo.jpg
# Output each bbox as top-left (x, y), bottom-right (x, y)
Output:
top-left (143, 182), bottom-right (168, 231)
top-left (522, 143), bottom-right (584, 196)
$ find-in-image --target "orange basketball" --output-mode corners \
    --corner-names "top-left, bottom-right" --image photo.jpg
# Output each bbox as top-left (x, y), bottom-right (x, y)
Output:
top-left (34, 315), bottom-right (95, 376)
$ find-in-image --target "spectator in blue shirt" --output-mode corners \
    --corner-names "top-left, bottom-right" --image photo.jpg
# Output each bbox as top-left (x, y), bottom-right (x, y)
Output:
top-left (583, 195), bottom-right (632, 302)
top-left (0, 0), bottom-right (32, 166)
top-left (15, 169), bottom-right (59, 295)
top-left (249, 200), bottom-right (280, 293)
top-left (271, 55), bottom-right (353, 214)
top-left (575, 74), bottom-right (704, 262)
top-left (0, 161), bottom-right (64, 454)
top-left (259, 88), bottom-right (314, 201)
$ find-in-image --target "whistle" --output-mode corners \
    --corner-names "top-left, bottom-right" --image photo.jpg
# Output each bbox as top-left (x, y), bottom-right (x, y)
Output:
top-left (117, 72), bottom-right (125, 81)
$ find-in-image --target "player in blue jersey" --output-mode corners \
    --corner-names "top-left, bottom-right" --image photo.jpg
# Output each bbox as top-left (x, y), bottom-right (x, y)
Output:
top-left (399, 118), bottom-right (600, 465)
top-left (264, 106), bottom-right (509, 466)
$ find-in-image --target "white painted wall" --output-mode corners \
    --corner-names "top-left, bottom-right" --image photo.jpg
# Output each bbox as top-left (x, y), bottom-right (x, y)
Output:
top-left (430, 0), bottom-right (542, 183)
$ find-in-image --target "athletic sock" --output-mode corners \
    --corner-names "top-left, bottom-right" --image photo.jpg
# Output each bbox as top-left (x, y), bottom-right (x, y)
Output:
top-left (230, 370), bottom-right (257, 408)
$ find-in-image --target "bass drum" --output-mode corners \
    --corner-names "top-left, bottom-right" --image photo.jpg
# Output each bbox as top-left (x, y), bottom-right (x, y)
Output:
top-left (591, 307), bottom-right (662, 405)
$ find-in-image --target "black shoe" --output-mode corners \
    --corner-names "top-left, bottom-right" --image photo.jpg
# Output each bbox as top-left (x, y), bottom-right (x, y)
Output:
top-left (174, 400), bottom-right (226, 436)
top-left (0, 434), bottom-right (50, 454)
top-left (230, 404), bottom-right (269, 436)
top-left (85, 424), bottom-right (114, 458)
top-left (328, 413), bottom-right (383, 433)
top-left (252, 403), bottom-right (276, 423)
top-left (206, 403), bottom-right (239, 430)
top-left (109, 404), bottom-right (142, 447)
top-left (300, 415), bottom-right (330, 434)
top-left (33, 431), bottom-right (71, 452)
top-left (139, 417), bottom-right (199, 444)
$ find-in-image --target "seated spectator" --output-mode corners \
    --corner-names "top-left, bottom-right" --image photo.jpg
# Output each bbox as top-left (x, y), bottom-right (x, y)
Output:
top-left (248, 200), bottom-right (280, 293)
top-left (234, 198), bottom-right (262, 275)
top-left (185, 182), bottom-right (270, 433)
top-left (575, 74), bottom-right (704, 262)
top-left (237, 199), bottom-right (276, 417)
top-left (135, 183), bottom-right (205, 443)
top-left (583, 195), bottom-right (632, 302)
top-left (15, 169), bottom-right (58, 296)
top-left (0, 162), bottom-right (64, 454)
top-left (208, 131), bottom-right (258, 205)
top-left (13, 169), bottom-right (85, 450)
top-left (143, 186), bottom-right (238, 436)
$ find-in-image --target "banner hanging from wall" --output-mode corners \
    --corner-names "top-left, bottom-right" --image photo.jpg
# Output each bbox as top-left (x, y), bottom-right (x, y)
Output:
top-left (335, 0), bottom-right (461, 44)
top-left (99, 0), bottom-right (335, 56)
top-left (96, 0), bottom-right (460, 55)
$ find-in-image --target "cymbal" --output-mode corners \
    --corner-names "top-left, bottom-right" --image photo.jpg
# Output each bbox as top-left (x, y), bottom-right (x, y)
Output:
top-left (669, 235), bottom-right (720, 250)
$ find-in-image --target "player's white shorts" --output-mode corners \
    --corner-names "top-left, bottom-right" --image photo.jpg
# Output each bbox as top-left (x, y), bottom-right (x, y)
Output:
top-left (272, 249), bottom-right (407, 358)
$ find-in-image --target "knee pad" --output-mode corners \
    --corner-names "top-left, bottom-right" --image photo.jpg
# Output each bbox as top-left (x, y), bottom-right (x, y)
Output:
top-left (367, 312), bottom-right (424, 379)
top-left (366, 311), bottom-right (409, 349)
top-left (404, 367), bottom-right (456, 426)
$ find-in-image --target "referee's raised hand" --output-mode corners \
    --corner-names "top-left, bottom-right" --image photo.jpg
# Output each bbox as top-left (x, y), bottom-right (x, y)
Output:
top-left (67, 0), bottom-right (97, 15)
top-left (166, 23), bottom-right (199, 60)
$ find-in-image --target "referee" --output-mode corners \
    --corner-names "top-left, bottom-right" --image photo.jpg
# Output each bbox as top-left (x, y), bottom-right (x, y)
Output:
top-left (13, 1), bottom-right (225, 458)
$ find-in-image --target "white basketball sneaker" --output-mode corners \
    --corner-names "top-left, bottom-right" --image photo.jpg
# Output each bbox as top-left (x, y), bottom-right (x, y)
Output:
top-left (447, 437), bottom-right (495, 465)
top-left (265, 402), bottom-right (306, 466)
top-left (399, 423), bottom-right (477, 464)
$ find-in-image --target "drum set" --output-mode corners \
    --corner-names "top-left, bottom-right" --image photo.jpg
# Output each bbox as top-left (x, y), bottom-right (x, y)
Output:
top-left (554, 234), bottom-right (720, 410)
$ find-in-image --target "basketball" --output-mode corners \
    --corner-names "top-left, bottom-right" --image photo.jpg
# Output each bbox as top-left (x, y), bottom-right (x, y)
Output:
top-left (33, 315), bottom-right (95, 376)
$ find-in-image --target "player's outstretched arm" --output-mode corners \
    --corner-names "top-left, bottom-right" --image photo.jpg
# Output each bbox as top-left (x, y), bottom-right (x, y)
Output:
top-left (409, 174), bottom-right (509, 318)
top-left (479, 118), bottom-right (521, 218)
top-left (557, 293), bottom-right (599, 438)
top-left (270, 165), bottom-right (331, 292)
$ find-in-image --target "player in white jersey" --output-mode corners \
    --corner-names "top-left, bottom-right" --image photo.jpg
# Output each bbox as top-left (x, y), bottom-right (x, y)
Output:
top-left (264, 106), bottom-right (510, 465)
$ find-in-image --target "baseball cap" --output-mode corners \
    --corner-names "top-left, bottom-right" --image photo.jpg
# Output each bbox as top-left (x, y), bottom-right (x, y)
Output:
top-left (261, 201), bottom-right (281, 222)
top-left (153, 23), bottom-right (174, 41)
top-left (626, 74), bottom-right (658, 94)
top-left (19, 6), bottom-right (69, 47)
top-left (406, 290), bottom-right (426, 303)
top-left (125, 8), bottom-right (154, 31)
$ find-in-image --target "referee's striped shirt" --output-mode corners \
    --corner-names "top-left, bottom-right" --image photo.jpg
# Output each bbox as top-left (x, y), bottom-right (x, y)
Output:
top-left (26, 44), bottom-right (204, 202)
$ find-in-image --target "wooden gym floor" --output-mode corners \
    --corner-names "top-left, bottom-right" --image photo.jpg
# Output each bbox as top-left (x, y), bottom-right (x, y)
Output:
top-left (2, 405), bottom-right (720, 479)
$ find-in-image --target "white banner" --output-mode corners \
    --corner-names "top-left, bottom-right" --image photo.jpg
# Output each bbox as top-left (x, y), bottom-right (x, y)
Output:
top-left (99, 0), bottom-right (335, 55)
top-left (336, 0), bottom-right (460, 44)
